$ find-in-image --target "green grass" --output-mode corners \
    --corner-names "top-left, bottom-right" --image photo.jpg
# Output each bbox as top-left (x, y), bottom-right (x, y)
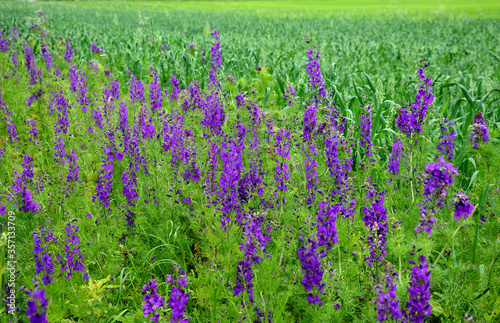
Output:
top-left (9, 0), bottom-right (500, 18)
top-left (0, 1), bottom-right (500, 322)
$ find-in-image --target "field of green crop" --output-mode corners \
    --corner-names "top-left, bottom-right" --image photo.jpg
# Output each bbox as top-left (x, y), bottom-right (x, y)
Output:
top-left (0, 1), bottom-right (499, 322)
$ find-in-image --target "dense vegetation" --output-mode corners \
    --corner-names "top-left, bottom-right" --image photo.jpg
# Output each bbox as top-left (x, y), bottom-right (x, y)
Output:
top-left (0, 1), bottom-right (499, 322)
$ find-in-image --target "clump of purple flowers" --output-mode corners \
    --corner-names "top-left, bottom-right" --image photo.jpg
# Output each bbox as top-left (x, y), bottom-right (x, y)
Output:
top-left (166, 265), bottom-right (190, 323)
top-left (209, 29), bottom-right (221, 87)
top-left (416, 156), bottom-right (458, 236)
top-left (64, 41), bottom-right (73, 62)
top-left (33, 229), bottom-right (55, 285)
top-left (58, 220), bottom-right (88, 280)
top-left (298, 235), bottom-right (325, 305)
top-left (306, 48), bottom-right (326, 104)
top-left (7, 120), bottom-right (20, 144)
top-left (453, 191), bottom-right (474, 222)
top-left (469, 112), bottom-right (490, 149)
top-left (9, 155), bottom-right (40, 214)
top-left (41, 44), bottom-right (53, 70)
top-left (25, 281), bottom-right (49, 323)
top-left (436, 118), bottom-right (455, 160)
top-left (388, 139), bottom-right (403, 177)
top-left (422, 156), bottom-right (458, 207)
top-left (362, 189), bottom-right (388, 267)
top-left (142, 279), bottom-right (165, 323)
top-left (405, 255), bottom-right (432, 322)
top-left (396, 61), bottom-right (434, 137)
top-left (91, 42), bottom-right (104, 54)
top-left (26, 119), bottom-right (39, 143)
top-left (360, 104), bottom-right (373, 157)
top-left (375, 263), bottom-right (402, 322)
top-left (94, 156), bottom-right (114, 210)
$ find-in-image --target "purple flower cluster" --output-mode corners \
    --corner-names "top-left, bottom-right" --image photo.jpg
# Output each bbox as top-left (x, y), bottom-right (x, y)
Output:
top-left (130, 74), bottom-right (145, 105)
top-left (53, 136), bottom-right (67, 165)
top-left (91, 42), bottom-right (104, 54)
top-left (436, 118), bottom-right (455, 160)
top-left (50, 89), bottom-right (70, 134)
top-left (375, 269), bottom-right (402, 322)
top-left (66, 150), bottom-right (79, 182)
top-left (10, 155), bottom-right (40, 214)
top-left (298, 235), bottom-right (325, 305)
top-left (316, 201), bottom-right (339, 250)
top-left (149, 72), bottom-right (162, 114)
top-left (26, 89), bottom-right (43, 107)
top-left (64, 41), bottom-right (73, 62)
top-left (41, 44), bottom-right (53, 70)
top-left (0, 30), bottom-right (9, 52)
top-left (166, 267), bottom-right (191, 323)
top-left (200, 90), bottom-right (225, 136)
top-left (388, 139), bottom-right (403, 177)
top-left (170, 74), bottom-right (180, 102)
top-left (362, 190), bottom-right (388, 267)
top-left (360, 104), bottom-right (373, 157)
top-left (58, 220), bottom-right (88, 280)
top-left (469, 112), bottom-right (490, 149)
top-left (234, 212), bottom-right (271, 304)
top-left (33, 229), bottom-right (55, 285)
top-left (324, 133), bottom-right (355, 218)
top-left (396, 62), bottom-right (434, 137)
top-left (422, 156), bottom-right (457, 206)
top-left (142, 279), bottom-right (165, 323)
top-left (306, 48), bottom-right (326, 104)
top-left (93, 156), bottom-right (114, 210)
top-left (217, 137), bottom-right (244, 227)
top-left (25, 45), bottom-right (42, 85)
top-left (7, 120), bottom-right (20, 144)
top-left (209, 30), bottom-right (222, 87)
top-left (452, 191), bottom-right (474, 222)
top-left (303, 105), bottom-right (317, 142)
top-left (405, 255), bottom-right (432, 322)
top-left (25, 282), bottom-right (49, 323)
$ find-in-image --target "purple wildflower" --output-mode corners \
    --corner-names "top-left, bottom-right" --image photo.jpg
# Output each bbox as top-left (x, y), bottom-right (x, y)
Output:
top-left (362, 190), bottom-right (388, 267)
top-left (360, 104), bottom-right (373, 157)
top-left (166, 267), bottom-right (190, 323)
top-left (129, 74), bottom-right (145, 105)
top-left (33, 230), bottom-right (55, 285)
top-left (303, 105), bottom-right (317, 142)
top-left (7, 120), bottom-right (20, 144)
top-left (26, 89), bottom-right (42, 107)
top-left (25, 282), bottom-right (48, 323)
top-left (64, 41), bottom-right (73, 62)
top-left (388, 139), bottom-right (403, 177)
top-left (405, 255), bottom-right (432, 322)
top-left (91, 43), bottom-right (104, 54)
top-left (41, 44), bottom-right (53, 70)
top-left (209, 29), bottom-right (221, 87)
top-left (396, 62), bottom-right (434, 137)
top-left (66, 151), bottom-right (79, 182)
top-left (453, 192), bottom-right (474, 222)
top-left (149, 72), bottom-right (162, 114)
top-left (306, 48), bottom-right (326, 104)
top-left (142, 279), bottom-right (165, 323)
top-left (469, 112), bottom-right (490, 149)
top-left (298, 236), bottom-right (325, 306)
top-left (375, 267), bottom-right (402, 322)
top-left (58, 220), bottom-right (88, 280)
top-left (436, 119), bottom-right (455, 160)
top-left (169, 74), bottom-right (180, 102)
top-left (93, 156), bottom-right (114, 210)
